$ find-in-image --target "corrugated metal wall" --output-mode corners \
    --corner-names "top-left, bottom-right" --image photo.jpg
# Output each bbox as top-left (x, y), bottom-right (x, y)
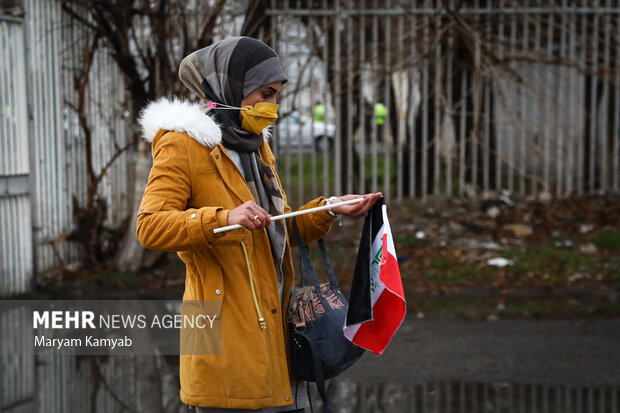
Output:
top-left (0, 0), bottom-right (134, 296)
top-left (24, 0), bottom-right (133, 278)
top-left (24, 0), bottom-right (73, 278)
top-left (0, 15), bottom-right (32, 296)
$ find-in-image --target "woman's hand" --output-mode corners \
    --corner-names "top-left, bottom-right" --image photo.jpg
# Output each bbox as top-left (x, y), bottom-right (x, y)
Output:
top-left (329, 192), bottom-right (383, 219)
top-left (227, 201), bottom-right (271, 230)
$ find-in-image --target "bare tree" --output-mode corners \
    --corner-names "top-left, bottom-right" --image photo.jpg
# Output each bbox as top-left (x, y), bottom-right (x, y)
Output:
top-left (59, 0), bottom-right (236, 272)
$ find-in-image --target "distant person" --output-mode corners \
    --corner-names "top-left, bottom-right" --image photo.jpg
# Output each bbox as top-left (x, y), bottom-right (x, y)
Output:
top-left (374, 102), bottom-right (387, 126)
top-left (312, 101), bottom-right (325, 123)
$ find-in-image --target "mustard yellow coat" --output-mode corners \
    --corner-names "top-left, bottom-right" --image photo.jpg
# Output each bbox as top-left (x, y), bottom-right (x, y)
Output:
top-left (135, 98), bottom-right (335, 409)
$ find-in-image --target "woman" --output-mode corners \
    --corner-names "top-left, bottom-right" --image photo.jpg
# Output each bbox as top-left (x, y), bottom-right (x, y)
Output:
top-left (136, 37), bottom-right (381, 411)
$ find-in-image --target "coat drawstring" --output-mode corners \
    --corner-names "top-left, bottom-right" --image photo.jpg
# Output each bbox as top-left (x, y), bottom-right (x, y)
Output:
top-left (240, 241), bottom-right (267, 330)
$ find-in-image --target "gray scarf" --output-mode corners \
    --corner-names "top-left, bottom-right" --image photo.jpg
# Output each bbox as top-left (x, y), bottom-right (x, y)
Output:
top-left (179, 37), bottom-right (289, 293)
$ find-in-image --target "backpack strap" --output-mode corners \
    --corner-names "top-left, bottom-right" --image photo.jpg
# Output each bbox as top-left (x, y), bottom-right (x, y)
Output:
top-left (290, 217), bottom-right (331, 311)
top-left (317, 239), bottom-right (344, 301)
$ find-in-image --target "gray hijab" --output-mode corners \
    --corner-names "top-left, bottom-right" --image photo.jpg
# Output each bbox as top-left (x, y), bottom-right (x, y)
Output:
top-left (178, 36), bottom-right (287, 152)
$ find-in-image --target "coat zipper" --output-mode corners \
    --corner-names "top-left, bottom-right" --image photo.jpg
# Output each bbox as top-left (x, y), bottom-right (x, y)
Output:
top-left (240, 241), bottom-right (267, 330)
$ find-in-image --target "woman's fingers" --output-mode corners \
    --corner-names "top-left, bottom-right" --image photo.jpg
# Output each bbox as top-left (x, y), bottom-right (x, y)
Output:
top-left (227, 201), bottom-right (271, 230)
top-left (247, 203), bottom-right (271, 228)
top-left (331, 192), bottom-right (382, 218)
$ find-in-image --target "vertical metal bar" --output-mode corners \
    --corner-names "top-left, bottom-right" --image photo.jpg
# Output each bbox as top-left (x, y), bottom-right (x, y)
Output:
top-left (600, 0), bottom-right (611, 192)
top-left (422, 1), bottom-right (429, 199)
top-left (359, 0), bottom-right (366, 195)
top-left (271, 0), bottom-right (279, 161)
top-left (371, 0), bottom-right (378, 193)
top-left (508, 4), bottom-right (517, 194)
top-left (578, 0), bottom-right (587, 195)
top-left (567, 3), bottom-right (577, 194)
top-left (497, 0), bottom-right (505, 193)
top-left (384, 0), bottom-right (391, 200)
top-left (484, 79), bottom-right (490, 193)
top-left (614, 9), bottom-right (620, 192)
top-left (282, 4), bottom-right (291, 203)
top-left (459, 69), bottom-right (466, 197)
top-left (589, 0), bottom-right (599, 193)
top-left (556, 2), bottom-right (567, 197)
top-left (322, 0), bottom-right (329, 197)
top-left (334, 0), bottom-right (342, 197)
top-left (472, 0), bottom-right (480, 196)
top-left (532, 9), bottom-right (542, 196)
top-left (346, 8), bottom-right (353, 195)
top-left (519, 2), bottom-right (528, 196)
top-left (409, 13), bottom-right (417, 198)
top-left (544, 11), bottom-right (554, 194)
top-left (446, 13), bottom-right (453, 197)
top-left (297, 2), bottom-right (303, 205)
top-left (397, 13), bottom-right (404, 200)
top-left (309, 13), bottom-right (317, 199)
top-left (434, 9), bottom-right (440, 195)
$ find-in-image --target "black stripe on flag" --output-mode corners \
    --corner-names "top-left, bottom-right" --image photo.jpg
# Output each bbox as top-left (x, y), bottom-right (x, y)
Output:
top-left (345, 197), bottom-right (385, 326)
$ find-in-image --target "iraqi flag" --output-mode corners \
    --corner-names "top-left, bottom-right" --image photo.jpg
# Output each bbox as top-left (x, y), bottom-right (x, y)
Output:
top-left (344, 198), bottom-right (406, 355)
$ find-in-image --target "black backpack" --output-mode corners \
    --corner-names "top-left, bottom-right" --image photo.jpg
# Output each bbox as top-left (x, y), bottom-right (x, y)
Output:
top-left (288, 217), bottom-right (365, 412)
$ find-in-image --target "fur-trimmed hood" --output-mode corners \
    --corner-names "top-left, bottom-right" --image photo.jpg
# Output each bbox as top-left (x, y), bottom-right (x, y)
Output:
top-left (138, 97), bottom-right (270, 149)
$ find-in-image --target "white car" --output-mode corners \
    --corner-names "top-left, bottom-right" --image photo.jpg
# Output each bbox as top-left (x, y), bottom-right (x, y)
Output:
top-left (275, 112), bottom-right (336, 152)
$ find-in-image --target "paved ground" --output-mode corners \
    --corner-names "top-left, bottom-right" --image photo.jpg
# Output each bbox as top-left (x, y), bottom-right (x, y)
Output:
top-left (341, 317), bottom-right (620, 387)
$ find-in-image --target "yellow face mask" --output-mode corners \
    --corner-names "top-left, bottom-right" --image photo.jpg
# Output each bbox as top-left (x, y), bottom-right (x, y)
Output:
top-left (240, 102), bottom-right (279, 135)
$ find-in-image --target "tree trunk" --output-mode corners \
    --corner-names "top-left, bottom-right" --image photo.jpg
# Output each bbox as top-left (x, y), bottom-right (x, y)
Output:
top-left (114, 140), bottom-right (150, 272)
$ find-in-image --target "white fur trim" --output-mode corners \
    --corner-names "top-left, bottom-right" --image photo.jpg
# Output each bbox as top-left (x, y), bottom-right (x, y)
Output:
top-left (138, 97), bottom-right (271, 148)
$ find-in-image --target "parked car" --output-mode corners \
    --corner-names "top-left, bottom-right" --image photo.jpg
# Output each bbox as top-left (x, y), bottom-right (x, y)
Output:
top-left (276, 112), bottom-right (336, 152)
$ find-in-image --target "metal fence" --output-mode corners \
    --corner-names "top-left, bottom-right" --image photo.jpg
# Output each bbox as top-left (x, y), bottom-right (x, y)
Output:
top-left (268, 0), bottom-right (620, 207)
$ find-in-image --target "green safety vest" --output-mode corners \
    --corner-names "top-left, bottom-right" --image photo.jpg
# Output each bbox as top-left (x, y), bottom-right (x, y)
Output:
top-left (375, 103), bottom-right (387, 125)
top-left (313, 104), bottom-right (325, 123)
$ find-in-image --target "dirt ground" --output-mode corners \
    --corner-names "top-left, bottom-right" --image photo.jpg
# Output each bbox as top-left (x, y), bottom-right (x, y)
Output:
top-left (39, 194), bottom-right (620, 320)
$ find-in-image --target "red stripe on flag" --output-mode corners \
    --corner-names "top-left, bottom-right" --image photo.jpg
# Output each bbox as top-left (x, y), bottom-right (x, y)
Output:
top-left (379, 242), bottom-right (404, 297)
top-left (351, 288), bottom-right (407, 355)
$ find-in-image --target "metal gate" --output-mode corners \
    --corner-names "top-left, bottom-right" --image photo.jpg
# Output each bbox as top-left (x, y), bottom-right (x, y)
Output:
top-left (266, 1), bottom-right (620, 206)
